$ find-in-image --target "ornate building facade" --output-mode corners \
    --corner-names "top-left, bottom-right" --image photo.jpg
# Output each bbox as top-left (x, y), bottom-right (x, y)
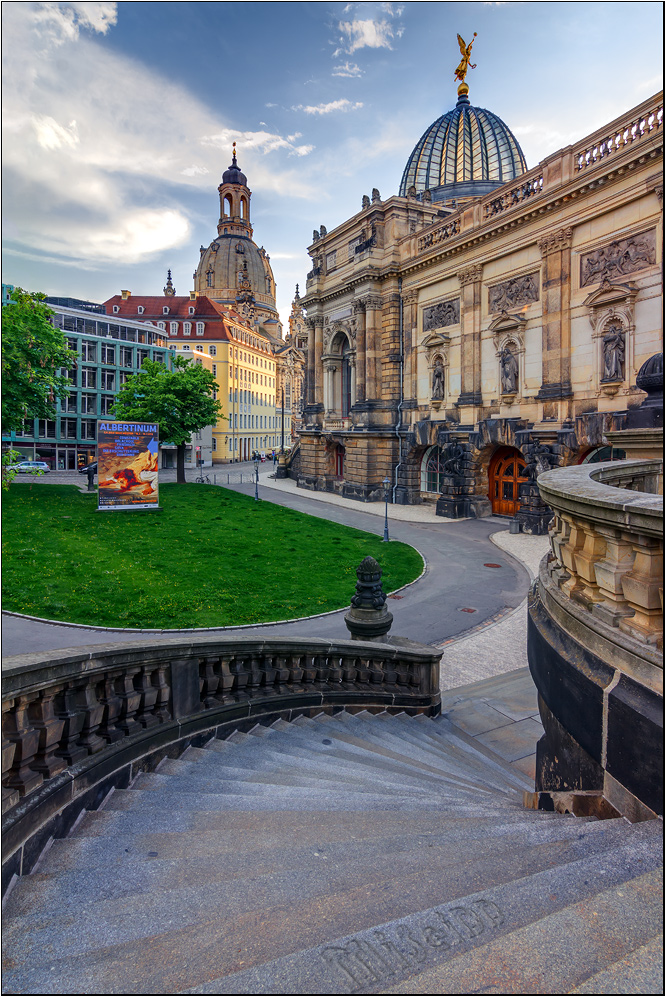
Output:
top-left (298, 85), bottom-right (663, 524)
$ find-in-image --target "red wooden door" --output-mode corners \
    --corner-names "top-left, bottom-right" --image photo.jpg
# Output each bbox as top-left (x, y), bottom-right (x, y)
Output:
top-left (488, 448), bottom-right (528, 516)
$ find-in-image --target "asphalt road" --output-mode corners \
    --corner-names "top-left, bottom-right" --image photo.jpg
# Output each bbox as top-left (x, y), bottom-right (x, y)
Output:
top-left (2, 474), bottom-right (528, 658)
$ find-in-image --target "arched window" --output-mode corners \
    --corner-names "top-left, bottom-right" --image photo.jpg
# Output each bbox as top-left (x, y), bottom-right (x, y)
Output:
top-left (420, 446), bottom-right (448, 494)
top-left (209, 345), bottom-right (217, 356)
top-left (224, 194), bottom-right (232, 217)
top-left (240, 196), bottom-right (247, 220)
top-left (580, 446), bottom-right (626, 464)
top-left (206, 270), bottom-right (213, 288)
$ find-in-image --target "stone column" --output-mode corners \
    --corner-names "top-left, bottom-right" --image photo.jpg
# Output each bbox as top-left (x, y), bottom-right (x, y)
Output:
top-left (305, 317), bottom-right (316, 407)
top-left (457, 264), bottom-right (483, 411)
top-left (537, 226), bottom-right (573, 415)
top-left (349, 356), bottom-right (357, 408)
top-left (325, 364), bottom-right (336, 415)
top-left (364, 293), bottom-right (382, 403)
top-left (352, 300), bottom-right (366, 403)
top-left (402, 289), bottom-right (419, 405)
top-left (313, 315), bottom-right (324, 409)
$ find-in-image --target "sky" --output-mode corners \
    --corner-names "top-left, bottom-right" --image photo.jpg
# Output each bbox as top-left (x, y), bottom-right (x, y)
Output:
top-left (2, 1), bottom-right (663, 328)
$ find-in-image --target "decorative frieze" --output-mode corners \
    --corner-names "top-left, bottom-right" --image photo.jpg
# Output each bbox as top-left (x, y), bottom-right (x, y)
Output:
top-left (457, 264), bottom-right (483, 286)
top-left (538, 227), bottom-right (573, 257)
top-left (580, 229), bottom-right (656, 287)
top-left (423, 298), bottom-right (460, 332)
top-left (488, 273), bottom-right (539, 313)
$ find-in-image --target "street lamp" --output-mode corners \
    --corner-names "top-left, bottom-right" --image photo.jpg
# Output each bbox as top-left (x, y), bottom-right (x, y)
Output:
top-left (382, 476), bottom-right (390, 542)
top-left (254, 455), bottom-right (259, 502)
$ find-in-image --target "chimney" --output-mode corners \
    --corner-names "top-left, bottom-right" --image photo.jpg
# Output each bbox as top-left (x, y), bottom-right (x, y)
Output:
top-left (121, 289), bottom-right (131, 300)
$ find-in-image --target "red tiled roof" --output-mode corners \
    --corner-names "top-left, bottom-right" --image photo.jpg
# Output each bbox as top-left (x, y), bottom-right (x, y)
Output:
top-left (102, 294), bottom-right (271, 344)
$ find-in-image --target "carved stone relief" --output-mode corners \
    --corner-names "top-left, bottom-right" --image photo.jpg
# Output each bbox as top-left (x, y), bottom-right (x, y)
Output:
top-left (457, 263), bottom-right (483, 286)
top-left (423, 298), bottom-right (460, 332)
top-left (580, 230), bottom-right (656, 287)
top-left (488, 273), bottom-right (539, 313)
top-left (538, 226), bottom-right (573, 257)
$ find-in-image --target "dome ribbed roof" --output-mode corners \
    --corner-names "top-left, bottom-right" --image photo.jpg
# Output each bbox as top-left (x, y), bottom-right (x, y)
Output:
top-left (399, 93), bottom-right (527, 202)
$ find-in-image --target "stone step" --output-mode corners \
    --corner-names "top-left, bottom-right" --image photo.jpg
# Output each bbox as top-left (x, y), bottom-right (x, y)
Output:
top-left (307, 713), bottom-right (533, 794)
top-left (4, 830), bottom-right (661, 995)
top-left (35, 812), bottom-right (614, 878)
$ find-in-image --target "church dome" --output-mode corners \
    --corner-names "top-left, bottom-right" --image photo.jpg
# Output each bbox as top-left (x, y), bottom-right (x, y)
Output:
top-left (399, 90), bottom-right (527, 204)
top-left (198, 235), bottom-right (275, 303)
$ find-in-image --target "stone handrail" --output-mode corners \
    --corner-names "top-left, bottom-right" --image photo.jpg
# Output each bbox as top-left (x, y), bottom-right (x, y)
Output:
top-left (2, 633), bottom-right (440, 879)
top-left (537, 459), bottom-right (663, 650)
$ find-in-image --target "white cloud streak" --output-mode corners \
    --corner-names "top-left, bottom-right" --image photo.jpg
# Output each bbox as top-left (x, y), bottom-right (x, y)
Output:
top-left (292, 99), bottom-right (364, 115)
top-left (332, 61), bottom-right (364, 77)
top-left (334, 18), bottom-right (394, 56)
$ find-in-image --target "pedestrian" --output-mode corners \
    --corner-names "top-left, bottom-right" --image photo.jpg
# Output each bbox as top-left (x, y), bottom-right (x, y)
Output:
top-left (86, 463), bottom-right (96, 492)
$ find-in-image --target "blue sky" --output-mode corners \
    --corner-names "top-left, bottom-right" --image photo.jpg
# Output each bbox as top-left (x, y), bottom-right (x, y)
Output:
top-left (2, 1), bottom-right (663, 326)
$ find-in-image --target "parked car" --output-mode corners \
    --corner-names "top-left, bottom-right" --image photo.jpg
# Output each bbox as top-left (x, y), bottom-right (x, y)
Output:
top-left (78, 462), bottom-right (98, 474)
top-left (8, 460), bottom-right (50, 474)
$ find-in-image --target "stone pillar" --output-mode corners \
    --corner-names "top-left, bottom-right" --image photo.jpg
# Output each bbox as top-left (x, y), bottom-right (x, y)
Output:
top-left (305, 317), bottom-right (316, 407)
top-left (364, 294), bottom-right (382, 403)
top-left (402, 289), bottom-right (419, 405)
top-left (325, 364), bottom-right (336, 415)
top-left (457, 264), bottom-right (483, 413)
top-left (313, 315), bottom-right (324, 409)
top-left (537, 226), bottom-right (573, 415)
top-left (352, 300), bottom-right (366, 403)
top-left (349, 357), bottom-right (357, 408)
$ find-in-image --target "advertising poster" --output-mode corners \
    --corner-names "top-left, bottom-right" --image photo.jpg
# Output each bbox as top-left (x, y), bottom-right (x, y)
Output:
top-left (97, 422), bottom-right (160, 510)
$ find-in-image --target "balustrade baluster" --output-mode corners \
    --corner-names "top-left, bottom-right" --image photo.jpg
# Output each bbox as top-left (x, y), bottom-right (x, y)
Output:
top-left (215, 656), bottom-right (235, 702)
top-left (2, 700), bottom-right (20, 812)
top-left (54, 684), bottom-right (88, 764)
top-left (230, 656), bottom-right (250, 699)
top-left (134, 668), bottom-right (160, 729)
top-left (327, 656), bottom-right (342, 686)
top-left (114, 669), bottom-right (142, 737)
top-left (97, 673), bottom-right (125, 743)
top-left (74, 678), bottom-right (107, 753)
top-left (572, 524), bottom-right (607, 607)
top-left (151, 665), bottom-right (171, 723)
top-left (341, 656), bottom-right (358, 687)
top-left (246, 656), bottom-right (263, 698)
top-left (27, 689), bottom-right (67, 778)
top-left (200, 657), bottom-right (221, 709)
top-left (559, 519), bottom-right (586, 598)
top-left (619, 537), bottom-right (664, 644)
top-left (4, 694), bottom-right (43, 796)
top-left (592, 527), bottom-right (637, 626)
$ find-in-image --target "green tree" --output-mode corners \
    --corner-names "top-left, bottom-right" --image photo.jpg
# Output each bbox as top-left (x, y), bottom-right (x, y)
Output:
top-left (1, 288), bottom-right (76, 432)
top-left (112, 356), bottom-right (224, 483)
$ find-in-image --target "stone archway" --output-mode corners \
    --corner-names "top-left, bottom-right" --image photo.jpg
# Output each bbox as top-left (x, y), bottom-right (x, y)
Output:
top-left (488, 446), bottom-right (529, 516)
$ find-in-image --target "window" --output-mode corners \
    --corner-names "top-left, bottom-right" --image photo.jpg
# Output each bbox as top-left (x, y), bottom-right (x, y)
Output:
top-left (212, 364), bottom-right (217, 376)
top-left (183, 323), bottom-right (191, 336)
top-left (196, 322), bottom-right (205, 336)
top-left (79, 341), bottom-right (95, 362)
top-left (212, 438), bottom-right (217, 451)
top-left (157, 321), bottom-right (166, 331)
top-left (209, 345), bottom-right (217, 356)
top-left (101, 395), bottom-right (114, 415)
top-left (189, 306), bottom-right (195, 315)
top-left (113, 305), bottom-right (119, 313)
top-left (137, 349), bottom-right (150, 367)
top-left (170, 322), bottom-right (178, 336)
top-left (38, 420), bottom-right (56, 439)
top-left (81, 393), bottom-right (96, 414)
top-left (206, 271), bottom-right (213, 287)
top-left (81, 420), bottom-right (97, 440)
top-left (101, 344), bottom-right (115, 365)
top-left (182, 344), bottom-right (190, 350)
top-left (81, 367), bottom-right (96, 388)
top-left (101, 370), bottom-right (115, 391)
top-left (120, 347), bottom-right (133, 368)
top-left (138, 306), bottom-right (144, 314)
top-left (61, 419), bottom-right (78, 439)
top-left (163, 306), bottom-right (169, 315)
top-left (420, 446), bottom-right (449, 494)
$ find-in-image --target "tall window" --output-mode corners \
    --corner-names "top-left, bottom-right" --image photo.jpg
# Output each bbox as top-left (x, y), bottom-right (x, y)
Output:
top-left (420, 446), bottom-right (448, 494)
top-left (209, 345), bottom-right (217, 356)
top-left (183, 323), bottom-right (191, 336)
top-left (170, 322), bottom-right (178, 336)
top-left (196, 322), bottom-right (205, 336)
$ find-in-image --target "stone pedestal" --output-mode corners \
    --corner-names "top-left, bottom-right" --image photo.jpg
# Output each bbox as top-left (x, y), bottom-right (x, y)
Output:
top-left (344, 556), bottom-right (393, 642)
top-left (516, 481), bottom-right (553, 535)
top-left (436, 474), bottom-right (491, 519)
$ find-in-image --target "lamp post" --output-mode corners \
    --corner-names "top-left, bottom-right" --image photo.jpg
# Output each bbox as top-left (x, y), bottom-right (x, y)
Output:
top-left (382, 476), bottom-right (390, 542)
top-left (254, 455), bottom-right (259, 502)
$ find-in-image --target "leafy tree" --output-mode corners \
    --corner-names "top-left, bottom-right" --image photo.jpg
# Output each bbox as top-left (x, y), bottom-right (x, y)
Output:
top-left (1, 448), bottom-right (23, 491)
top-left (1, 288), bottom-right (76, 432)
top-left (112, 356), bottom-right (224, 483)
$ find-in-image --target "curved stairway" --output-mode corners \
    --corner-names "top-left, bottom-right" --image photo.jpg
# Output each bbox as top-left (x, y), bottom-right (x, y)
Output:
top-left (2, 709), bottom-right (663, 995)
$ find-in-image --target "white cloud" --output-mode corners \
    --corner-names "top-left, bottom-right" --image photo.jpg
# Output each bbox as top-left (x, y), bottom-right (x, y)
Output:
top-left (292, 99), bottom-right (364, 115)
top-left (1, 3), bottom-right (319, 269)
top-left (332, 61), bottom-right (364, 77)
top-left (181, 165), bottom-right (209, 177)
top-left (334, 18), bottom-right (395, 56)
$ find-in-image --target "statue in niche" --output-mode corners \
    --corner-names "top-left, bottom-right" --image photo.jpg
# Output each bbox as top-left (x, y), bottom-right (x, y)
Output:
top-left (431, 359), bottom-right (445, 399)
top-left (602, 324), bottom-right (625, 381)
top-left (499, 347), bottom-right (519, 394)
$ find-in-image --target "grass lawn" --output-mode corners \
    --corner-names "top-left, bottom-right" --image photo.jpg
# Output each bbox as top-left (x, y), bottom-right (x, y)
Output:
top-left (2, 484), bottom-right (423, 629)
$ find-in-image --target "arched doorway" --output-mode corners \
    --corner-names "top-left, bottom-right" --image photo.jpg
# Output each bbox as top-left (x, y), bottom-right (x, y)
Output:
top-left (488, 447), bottom-right (528, 516)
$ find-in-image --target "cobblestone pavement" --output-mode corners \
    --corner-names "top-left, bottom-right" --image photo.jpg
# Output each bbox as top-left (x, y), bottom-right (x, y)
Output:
top-left (438, 531), bottom-right (550, 692)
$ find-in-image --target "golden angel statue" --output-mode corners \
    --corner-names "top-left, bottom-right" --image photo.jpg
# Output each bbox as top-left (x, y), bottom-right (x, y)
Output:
top-left (454, 33), bottom-right (477, 83)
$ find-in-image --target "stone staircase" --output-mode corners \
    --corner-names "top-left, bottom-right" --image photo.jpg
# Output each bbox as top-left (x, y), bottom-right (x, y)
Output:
top-left (2, 708), bottom-right (662, 995)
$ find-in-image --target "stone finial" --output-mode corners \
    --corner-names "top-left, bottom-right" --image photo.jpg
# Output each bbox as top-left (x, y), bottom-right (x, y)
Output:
top-left (362, 194), bottom-right (371, 209)
top-left (312, 229), bottom-right (320, 243)
top-left (320, 225), bottom-right (327, 237)
top-left (371, 188), bottom-right (381, 203)
top-left (344, 556), bottom-right (393, 642)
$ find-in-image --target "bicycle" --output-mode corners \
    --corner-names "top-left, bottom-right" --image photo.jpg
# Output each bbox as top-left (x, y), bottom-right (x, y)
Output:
top-left (194, 473), bottom-right (211, 484)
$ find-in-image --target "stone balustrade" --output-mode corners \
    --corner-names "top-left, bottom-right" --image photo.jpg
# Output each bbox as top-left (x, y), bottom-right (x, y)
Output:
top-left (538, 459), bottom-right (663, 647)
top-left (2, 633), bottom-right (440, 888)
top-left (529, 458), bottom-right (663, 820)
top-left (575, 98), bottom-right (663, 172)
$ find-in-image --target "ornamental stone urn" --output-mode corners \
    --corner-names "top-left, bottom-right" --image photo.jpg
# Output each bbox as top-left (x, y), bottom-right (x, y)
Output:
top-left (344, 556), bottom-right (393, 642)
